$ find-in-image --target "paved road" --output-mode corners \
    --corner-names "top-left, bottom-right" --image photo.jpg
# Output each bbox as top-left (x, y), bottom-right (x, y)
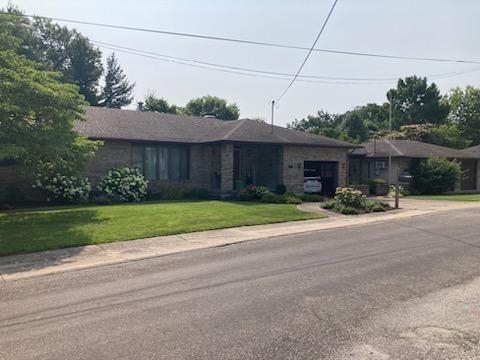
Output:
top-left (2, 208), bottom-right (480, 360)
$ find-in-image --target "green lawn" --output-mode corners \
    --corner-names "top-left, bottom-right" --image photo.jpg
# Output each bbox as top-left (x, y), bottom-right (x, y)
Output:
top-left (0, 200), bottom-right (323, 256)
top-left (409, 194), bottom-right (480, 202)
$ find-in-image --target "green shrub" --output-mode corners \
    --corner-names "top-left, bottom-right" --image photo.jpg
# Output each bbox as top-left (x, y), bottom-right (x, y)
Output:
top-left (339, 206), bottom-right (359, 215)
top-left (275, 184), bottom-right (287, 195)
top-left (367, 178), bottom-right (385, 194)
top-left (161, 186), bottom-right (185, 200)
top-left (261, 191), bottom-right (285, 203)
top-left (300, 194), bottom-right (324, 202)
top-left (322, 199), bottom-right (336, 209)
top-left (365, 200), bottom-right (387, 213)
top-left (189, 188), bottom-right (210, 199)
top-left (283, 192), bottom-right (302, 204)
top-left (98, 167), bottom-right (148, 202)
top-left (334, 187), bottom-right (366, 208)
top-left (411, 157), bottom-right (462, 194)
top-left (236, 185), bottom-right (269, 201)
top-left (33, 173), bottom-right (91, 203)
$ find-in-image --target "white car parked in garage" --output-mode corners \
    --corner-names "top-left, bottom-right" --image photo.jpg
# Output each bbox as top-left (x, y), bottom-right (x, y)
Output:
top-left (303, 169), bottom-right (322, 194)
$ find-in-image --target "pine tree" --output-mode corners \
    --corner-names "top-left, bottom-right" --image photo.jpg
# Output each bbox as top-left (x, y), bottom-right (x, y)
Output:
top-left (99, 53), bottom-right (135, 108)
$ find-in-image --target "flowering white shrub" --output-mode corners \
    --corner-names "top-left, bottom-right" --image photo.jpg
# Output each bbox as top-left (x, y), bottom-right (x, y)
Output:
top-left (33, 173), bottom-right (91, 202)
top-left (98, 167), bottom-right (148, 202)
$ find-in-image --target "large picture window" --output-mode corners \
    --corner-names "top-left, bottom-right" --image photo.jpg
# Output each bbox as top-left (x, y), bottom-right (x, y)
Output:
top-left (132, 145), bottom-right (189, 180)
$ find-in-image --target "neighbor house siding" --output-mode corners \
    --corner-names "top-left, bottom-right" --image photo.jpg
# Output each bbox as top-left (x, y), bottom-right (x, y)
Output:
top-left (282, 146), bottom-right (348, 193)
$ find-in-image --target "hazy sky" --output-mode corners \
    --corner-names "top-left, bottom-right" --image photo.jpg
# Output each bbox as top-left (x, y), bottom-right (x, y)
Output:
top-left (3, 0), bottom-right (480, 126)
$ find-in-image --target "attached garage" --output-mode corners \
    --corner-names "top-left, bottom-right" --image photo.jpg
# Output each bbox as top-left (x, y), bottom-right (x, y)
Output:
top-left (304, 161), bottom-right (339, 196)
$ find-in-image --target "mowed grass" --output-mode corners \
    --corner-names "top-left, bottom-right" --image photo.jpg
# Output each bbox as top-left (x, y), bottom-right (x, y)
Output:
top-left (409, 194), bottom-right (480, 202)
top-left (0, 200), bottom-right (323, 256)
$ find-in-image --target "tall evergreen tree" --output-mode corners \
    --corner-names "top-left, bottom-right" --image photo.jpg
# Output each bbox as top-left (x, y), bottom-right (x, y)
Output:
top-left (99, 53), bottom-right (135, 108)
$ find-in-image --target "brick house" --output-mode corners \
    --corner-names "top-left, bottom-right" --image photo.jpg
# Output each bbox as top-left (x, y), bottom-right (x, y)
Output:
top-left (71, 107), bottom-right (358, 197)
top-left (349, 138), bottom-right (480, 191)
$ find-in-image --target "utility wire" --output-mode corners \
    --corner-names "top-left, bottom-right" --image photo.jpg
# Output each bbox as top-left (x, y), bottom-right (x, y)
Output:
top-left (94, 41), bottom-right (394, 85)
top-left (2, 10), bottom-right (480, 65)
top-left (94, 41), bottom-right (480, 85)
top-left (92, 40), bottom-right (401, 82)
top-left (275, 0), bottom-right (339, 102)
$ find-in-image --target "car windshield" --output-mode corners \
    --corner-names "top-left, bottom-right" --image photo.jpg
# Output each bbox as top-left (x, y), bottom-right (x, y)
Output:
top-left (304, 169), bottom-right (318, 178)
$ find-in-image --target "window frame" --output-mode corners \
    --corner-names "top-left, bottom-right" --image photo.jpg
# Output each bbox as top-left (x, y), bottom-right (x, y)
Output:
top-left (131, 143), bottom-right (190, 181)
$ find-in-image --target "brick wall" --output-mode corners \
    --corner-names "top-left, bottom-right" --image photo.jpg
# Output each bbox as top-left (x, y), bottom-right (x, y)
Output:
top-left (282, 146), bottom-right (349, 193)
top-left (86, 140), bottom-right (214, 193)
top-left (85, 140), bottom-right (132, 186)
top-left (220, 143), bottom-right (234, 193)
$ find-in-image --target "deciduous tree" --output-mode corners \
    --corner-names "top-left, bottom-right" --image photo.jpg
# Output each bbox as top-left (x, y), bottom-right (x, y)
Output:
top-left (387, 76), bottom-right (449, 127)
top-left (447, 86), bottom-right (480, 146)
top-left (185, 95), bottom-right (239, 120)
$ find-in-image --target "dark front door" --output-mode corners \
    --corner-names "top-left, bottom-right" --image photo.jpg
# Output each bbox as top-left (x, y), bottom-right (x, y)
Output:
top-left (304, 161), bottom-right (338, 197)
top-left (461, 160), bottom-right (477, 191)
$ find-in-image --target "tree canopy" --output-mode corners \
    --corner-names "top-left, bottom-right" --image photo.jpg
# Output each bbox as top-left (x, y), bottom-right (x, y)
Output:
top-left (141, 93), bottom-right (181, 114)
top-left (140, 94), bottom-right (240, 120)
top-left (288, 76), bottom-right (478, 148)
top-left (0, 12), bottom-right (100, 179)
top-left (387, 76), bottom-right (449, 127)
top-left (1, 6), bottom-right (134, 107)
top-left (447, 86), bottom-right (480, 146)
top-left (185, 95), bottom-right (240, 120)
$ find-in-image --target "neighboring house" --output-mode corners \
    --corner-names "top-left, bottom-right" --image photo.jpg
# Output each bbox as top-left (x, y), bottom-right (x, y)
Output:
top-left (71, 107), bottom-right (359, 197)
top-left (349, 138), bottom-right (480, 191)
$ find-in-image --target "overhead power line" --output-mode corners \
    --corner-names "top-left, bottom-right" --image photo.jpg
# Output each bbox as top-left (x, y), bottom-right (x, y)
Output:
top-left (275, 0), bottom-right (339, 102)
top-left (93, 41), bottom-right (392, 85)
top-left (92, 40), bottom-right (400, 82)
top-left (93, 40), bottom-right (480, 85)
top-left (2, 10), bottom-right (480, 65)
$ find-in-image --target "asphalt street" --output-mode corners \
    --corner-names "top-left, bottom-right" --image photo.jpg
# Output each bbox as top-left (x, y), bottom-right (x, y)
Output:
top-left (1, 208), bottom-right (480, 360)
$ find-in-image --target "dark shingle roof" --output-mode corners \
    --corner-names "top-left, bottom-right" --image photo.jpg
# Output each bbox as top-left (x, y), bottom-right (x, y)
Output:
top-left (75, 107), bottom-right (358, 148)
top-left (351, 139), bottom-right (480, 159)
top-left (463, 144), bottom-right (480, 156)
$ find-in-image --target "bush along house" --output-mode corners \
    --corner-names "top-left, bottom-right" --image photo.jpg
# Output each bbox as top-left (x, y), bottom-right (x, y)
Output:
top-left (67, 107), bottom-right (359, 198)
top-left (349, 138), bottom-right (480, 193)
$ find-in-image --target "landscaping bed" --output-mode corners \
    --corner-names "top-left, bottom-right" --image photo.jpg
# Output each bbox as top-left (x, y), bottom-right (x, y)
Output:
top-left (322, 187), bottom-right (391, 215)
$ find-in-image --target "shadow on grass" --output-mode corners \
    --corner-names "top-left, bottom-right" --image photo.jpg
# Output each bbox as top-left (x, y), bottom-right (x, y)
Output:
top-left (0, 209), bottom-right (103, 274)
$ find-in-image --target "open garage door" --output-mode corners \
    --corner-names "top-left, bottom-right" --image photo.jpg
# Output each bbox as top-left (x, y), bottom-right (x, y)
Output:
top-left (304, 161), bottom-right (338, 197)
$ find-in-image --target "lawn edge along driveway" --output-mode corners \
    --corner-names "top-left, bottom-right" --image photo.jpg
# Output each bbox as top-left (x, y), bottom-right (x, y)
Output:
top-left (0, 200), bottom-right (325, 257)
top-left (408, 194), bottom-right (480, 202)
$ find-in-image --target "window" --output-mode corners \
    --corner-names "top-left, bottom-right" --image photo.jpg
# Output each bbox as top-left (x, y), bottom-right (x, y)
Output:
top-left (132, 145), bottom-right (189, 180)
top-left (375, 161), bottom-right (387, 169)
top-left (144, 147), bottom-right (158, 181)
